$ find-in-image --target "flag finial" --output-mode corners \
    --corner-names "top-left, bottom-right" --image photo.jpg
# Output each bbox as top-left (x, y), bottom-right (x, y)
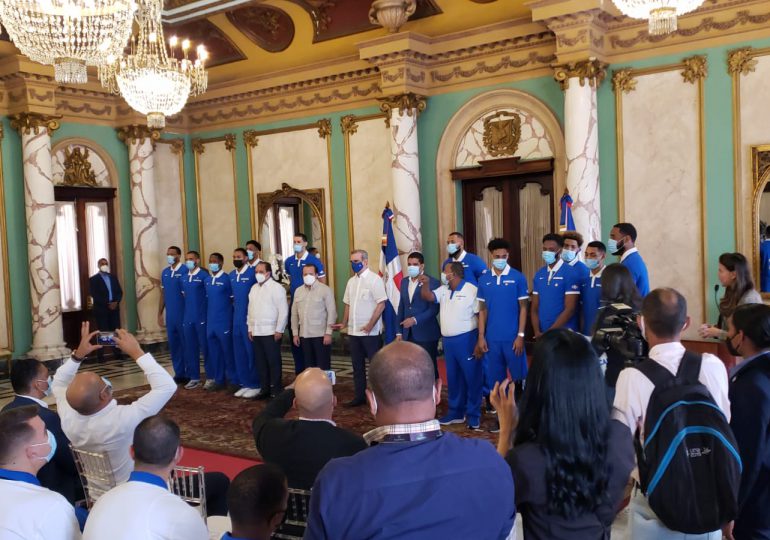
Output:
top-left (385, 200), bottom-right (390, 209)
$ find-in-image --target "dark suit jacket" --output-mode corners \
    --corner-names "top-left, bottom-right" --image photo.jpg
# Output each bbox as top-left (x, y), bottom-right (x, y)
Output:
top-left (396, 275), bottom-right (441, 342)
top-left (729, 352), bottom-right (770, 539)
top-left (2, 396), bottom-right (81, 503)
top-left (252, 390), bottom-right (367, 490)
top-left (89, 272), bottom-right (123, 310)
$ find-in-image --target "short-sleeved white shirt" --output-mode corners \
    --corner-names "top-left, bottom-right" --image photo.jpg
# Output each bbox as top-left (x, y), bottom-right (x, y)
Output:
top-left (433, 281), bottom-right (479, 337)
top-left (343, 268), bottom-right (388, 336)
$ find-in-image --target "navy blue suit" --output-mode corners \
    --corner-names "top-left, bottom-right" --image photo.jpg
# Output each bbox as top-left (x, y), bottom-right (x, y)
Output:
top-left (2, 396), bottom-right (81, 503)
top-left (397, 275), bottom-right (441, 377)
top-left (89, 272), bottom-right (123, 331)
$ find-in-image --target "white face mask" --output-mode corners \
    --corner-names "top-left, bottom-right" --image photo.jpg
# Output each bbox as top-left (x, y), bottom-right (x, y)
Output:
top-left (303, 275), bottom-right (316, 286)
top-left (255, 273), bottom-right (267, 284)
top-left (99, 265), bottom-right (109, 273)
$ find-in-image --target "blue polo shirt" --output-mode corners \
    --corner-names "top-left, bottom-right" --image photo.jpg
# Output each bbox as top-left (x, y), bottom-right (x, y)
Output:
top-left (620, 249), bottom-right (650, 296)
top-left (161, 263), bottom-right (187, 323)
top-left (229, 266), bottom-right (256, 327)
top-left (580, 268), bottom-right (604, 335)
top-left (532, 260), bottom-right (581, 332)
top-left (182, 267), bottom-right (209, 324)
top-left (285, 252), bottom-right (325, 297)
top-left (761, 239), bottom-right (770, 291)
top-left (477, 265), bottom-right (529, 342)
top-left (568, 259), bottom-right (590, 282)
top-left (442, 250), bottom-right (488, 285)
top-left (205, 271), bottom-right (233, 330)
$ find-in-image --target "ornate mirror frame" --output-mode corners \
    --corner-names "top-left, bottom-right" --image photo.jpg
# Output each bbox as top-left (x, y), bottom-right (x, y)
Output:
top-left (751, 144), bottom-right (770, 300)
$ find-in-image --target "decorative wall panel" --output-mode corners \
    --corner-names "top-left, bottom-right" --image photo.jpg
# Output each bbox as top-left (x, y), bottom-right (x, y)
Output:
top-left (154, 139), bottom-right (187, 270)
top-left (52, 143), bottom-right (111, 187)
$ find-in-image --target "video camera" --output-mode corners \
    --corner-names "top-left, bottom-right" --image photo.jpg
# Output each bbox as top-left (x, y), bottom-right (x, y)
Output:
top-left (591, 303), bottom-right (648, 366)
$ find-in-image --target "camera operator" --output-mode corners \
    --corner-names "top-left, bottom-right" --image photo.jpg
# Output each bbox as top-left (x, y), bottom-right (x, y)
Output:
top-left (590, 263), bottom-right (644, 404)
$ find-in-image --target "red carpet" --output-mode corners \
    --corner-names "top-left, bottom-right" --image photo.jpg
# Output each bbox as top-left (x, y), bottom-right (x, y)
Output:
top-left (179, 447), bottom-right (261, 480)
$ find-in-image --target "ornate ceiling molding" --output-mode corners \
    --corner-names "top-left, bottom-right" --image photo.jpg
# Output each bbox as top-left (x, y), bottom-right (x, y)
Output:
top-left (226, 5), bottom-right (295, 53)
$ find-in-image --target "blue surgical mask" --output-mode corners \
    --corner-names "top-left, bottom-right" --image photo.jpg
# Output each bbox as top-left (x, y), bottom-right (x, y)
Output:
top-left (294, 244), bottom-right (303, 253)
top-left (542, 251), bottom-right (557, 265)
top-left (30, 430), bottom-right (57, 463)
top-left (185, 260), bottom-right (195, 270)
top-left (351, 261), bottom-right (364, 274)
top-left (607, 238), bottom-right (619, 254)
top-left (447, 243), bottom-right (459, 255)
top-left (246, 249), bottom-right (256, 261)
top-left (166, 255), bottom-right (176, 266)
top-left (492, 259), bottom-right (507, 270)
top-left (101, 376), bottom-right (112, 391)
top-left (561, 250), bottom-right (577, 263)
top-left (36, 376), bottom-right (53, 397)
top-left (209, 263), bottom-right (220, 273)
top-left (407, 265), bottom-right (420, 278)
top-left (586, 258), bottom-right (601, 270)
top-left (441, 272), bottom-right (449, 286)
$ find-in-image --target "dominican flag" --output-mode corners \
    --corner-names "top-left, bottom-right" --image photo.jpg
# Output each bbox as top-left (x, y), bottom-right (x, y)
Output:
top-left (379, 205), bottom-right (403, 345)
top-left (559, 190), bottom-right (576, 232)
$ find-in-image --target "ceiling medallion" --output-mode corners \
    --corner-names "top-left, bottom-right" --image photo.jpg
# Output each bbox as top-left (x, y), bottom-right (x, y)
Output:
top-left (611, 0), bottom-right (704, 35)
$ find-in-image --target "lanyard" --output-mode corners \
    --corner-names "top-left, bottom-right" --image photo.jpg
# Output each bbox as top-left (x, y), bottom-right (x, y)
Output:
top-left (380, 430), bottom-right (443, 443)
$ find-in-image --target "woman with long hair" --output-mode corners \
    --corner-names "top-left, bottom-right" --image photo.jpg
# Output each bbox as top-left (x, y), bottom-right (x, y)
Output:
top-left (699, 252), bottom-right (761, 340)
top-left (491, 329), bottom-right (634, 540)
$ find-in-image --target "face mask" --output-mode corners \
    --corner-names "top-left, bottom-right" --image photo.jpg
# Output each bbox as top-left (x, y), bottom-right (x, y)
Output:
top-left (492, 258), bottom-right (507, 270)
top-left (166, 255), bottom-right (176, 266)
top-left (447, 242), bottom-right (459, 255)
top-left (99, 265), bottom-right (109, 273)
top-left (233, 259), bottom-right (244, 269)
top-left (725, 333), bottom-right (741, 357)
top-left (30, 430), bottom-right (57, 463)
top-left (37, 376), bottom-right (52, 397)
top-left (542, 251), bottom-right (557, 265)
top-left (561, 250), bottom-right (576, 263)
top-left (607, 238), bottom-right (620, 254)
top-left (407, 265), bottom-right (421, 278)
top-left (246, 249), bottom-right (255, 261)
top-left (351, 261), bottom-right (364, 274)
top-left (440, 273), bottom-right (449, 286)
top-left (585, 258), bottom-right (601, 270)
top-left (255, 273), bottom-right (267, 284)
top-left (303, 275), bottom-right (317, 286)
top-left (294, 244), bottom-right (303, 253)
top-left (185, 260), bottom-right (195, 270)
top-left (209, 263), bottom-right (220, 273)
top-left (101, 376), bottom-right (112, 392)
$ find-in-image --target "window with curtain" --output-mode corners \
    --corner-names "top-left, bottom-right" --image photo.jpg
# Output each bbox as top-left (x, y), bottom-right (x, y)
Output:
top-left (278, 206), bottom-right (295, 257)
top-left (474, 187), bottom-right (504, 265)
top-left (519, 182), bottom-right (551, 285)
top-left (85, 202), bottom-right (110, 276)
top-left (56, 202), bottom-right (81, 312)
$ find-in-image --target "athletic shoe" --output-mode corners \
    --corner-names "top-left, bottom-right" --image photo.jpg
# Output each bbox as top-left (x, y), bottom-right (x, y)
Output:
top-left (173, 377), bottom-right (190, 385)
top-left (438, 414), bottom-right (465, 426)
top-left (241, 388), bottom-right (261, 399)
top-left (205, 383), bottom-right (223, 392)
top-left (203, 380), bottom-right (216, 390)
top-left (184, 380), bottom-right (200, 390)
top-left (467, 423), bottom-right (483, 431)
top-left (485, 395), bottom-right (496, 415)
top-left (234, 387), bottom-right (248, 398)
top-left (488, 421), bottom-right (500, 434)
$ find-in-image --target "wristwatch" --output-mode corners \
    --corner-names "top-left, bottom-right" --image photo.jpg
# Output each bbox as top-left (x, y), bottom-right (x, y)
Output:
top-left (517, 332), bottom-right (525, 338)
top-left (71, 350), bottom-right (86, 363)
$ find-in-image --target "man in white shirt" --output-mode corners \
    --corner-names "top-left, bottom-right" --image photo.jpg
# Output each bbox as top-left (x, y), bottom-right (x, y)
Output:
top-left (0, 405), bottom-right (81, 540)
top-left (332, 249), bottom-right (387, 407)
top-left (54, 323), bottom-right (177, 498)
top-left (613, 287), bottom-right (730, 540)
top-left (248, 261), bottom-right (289, 400)
top-left (84, 415), bottom-right (208, 540)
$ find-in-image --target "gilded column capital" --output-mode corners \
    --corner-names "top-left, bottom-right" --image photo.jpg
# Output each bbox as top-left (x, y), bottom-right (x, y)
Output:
top-left (243, 130), bottom-right (259, 148)
top-left (316, 119), bottom-right (332, 139)
top-left (117, 125), bottom-right (161, 145)
top-left (378, 92), bottom-right (427, 128)
top-left (10, 113), bottom-right (61, 136)
top-left (170, 139), bottom-right (185, 154)
top-left (340, 115), bottom-right (359, 136)
top-left (681, 55), bottom-right (708, 84)
top-left (611, 69), bottom-right (637, 94)
top-left (727, 47), bottom-right (758, 77)
top-left (192, 138), bottom-right (206, 154)
top-left (553, 58), bottom-right (607, 90)
top-left (224, 133), bottom-right (236, 151)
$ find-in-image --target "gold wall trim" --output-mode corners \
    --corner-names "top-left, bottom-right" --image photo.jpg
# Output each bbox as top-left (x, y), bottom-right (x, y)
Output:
top-left (0, 126), bottom-right (13, 354)
top-left (192, 134), bottom-right (238, 260)
top-left (750, 145), bottom-right (770, 298)
top-left (154, 138), bottom-right (189, 250)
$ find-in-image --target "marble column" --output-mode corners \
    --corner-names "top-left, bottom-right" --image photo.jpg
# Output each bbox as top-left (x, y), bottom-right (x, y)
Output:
top-left (554, 60), bottom-right (606, 243)
top-left (380, 93), bottom-right (426, 259)
top-left (118, 126), bottom-right (165, 344)
top-left (11, 113), bottom-right (70, 360)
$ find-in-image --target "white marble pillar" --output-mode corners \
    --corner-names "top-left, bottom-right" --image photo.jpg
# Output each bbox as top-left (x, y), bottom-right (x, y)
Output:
top-left (384, 94), bottom-right (425, 259)
top-left (559, 63), bottom-right (604, 243)
top-left (119, 126), bottom-right (164, 344)
top-left (11, 114), bottom-right (70, 360)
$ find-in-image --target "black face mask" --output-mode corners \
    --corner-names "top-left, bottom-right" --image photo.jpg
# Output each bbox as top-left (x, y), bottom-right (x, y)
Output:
top-left (725, 333), bottom-right (741, 357)
top-left (233, 260), bottom-right (245, 269)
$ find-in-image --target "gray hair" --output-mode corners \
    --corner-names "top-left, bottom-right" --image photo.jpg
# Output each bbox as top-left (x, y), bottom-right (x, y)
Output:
top-left (351, 249), bottom-right (368, 261)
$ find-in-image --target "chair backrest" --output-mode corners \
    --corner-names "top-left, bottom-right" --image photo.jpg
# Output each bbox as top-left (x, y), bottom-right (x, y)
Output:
top-left (272, 488), bottom-right (311, 540)
top-left (169, 465), bottom-right (207, 518)
top-left (69, 444), bottom-right (116, 509)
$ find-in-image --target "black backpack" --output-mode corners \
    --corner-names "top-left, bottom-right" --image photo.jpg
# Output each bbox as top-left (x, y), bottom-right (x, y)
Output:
top-left (634, 351), bottom-right (742, 534)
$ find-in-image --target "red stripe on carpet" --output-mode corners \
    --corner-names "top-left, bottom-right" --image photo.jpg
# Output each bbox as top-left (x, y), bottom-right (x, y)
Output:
top-left (179, 446), bottom-right (262, 480)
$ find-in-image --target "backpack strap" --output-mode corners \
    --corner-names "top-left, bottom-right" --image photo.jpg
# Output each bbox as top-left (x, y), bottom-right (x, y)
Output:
top-left (634, 358), bottom-right (674, 388)
top-left (675, 350), bottom-right (702, 384)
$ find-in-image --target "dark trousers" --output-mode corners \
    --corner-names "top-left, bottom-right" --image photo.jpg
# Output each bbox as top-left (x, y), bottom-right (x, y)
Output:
top-left (252, 335), bottom-right (283, 394)
top-left (300, 337), bottom-right (331, 370)
top-left (350, 335), bottom-right (382, 400)
top-left (189, 471), bottom-right (229, 516)
top-left (407, 337), bottom-right (439, 379)
top-left (289, 300), bottom-right (305, 374)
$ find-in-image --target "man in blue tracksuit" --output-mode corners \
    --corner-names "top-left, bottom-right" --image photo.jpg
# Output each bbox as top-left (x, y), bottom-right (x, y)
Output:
top-left (204, 252), bottom-right (237, 392)
top-left (159, 245), bottom-right (187, 383)
top-left (609, 222), bottom-right (650, 297)
top-left (442, 231), bottom-right (487, 286)
top-left (230, 247), bottom-right (260, 398)
top-left (181, 250), bottom-right (209, 389)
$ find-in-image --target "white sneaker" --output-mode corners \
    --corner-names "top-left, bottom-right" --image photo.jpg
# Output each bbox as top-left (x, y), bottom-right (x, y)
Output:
top-left (203, 380), bottom-right (216, 390)
top-left (234, 387), bottom-right (248, 397)
top-left (184, 380), bottom-right (200, 390)
top-left (241, 388), bottom-right (261, 399)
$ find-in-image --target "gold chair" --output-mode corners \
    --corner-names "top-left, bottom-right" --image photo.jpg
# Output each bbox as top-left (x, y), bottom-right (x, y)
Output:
top-left (272, 488), bottom-right (312, 540)
top-left (169, 465), bottom-right (207, 518)
top-left (69, 445), bottom-right (116, 508)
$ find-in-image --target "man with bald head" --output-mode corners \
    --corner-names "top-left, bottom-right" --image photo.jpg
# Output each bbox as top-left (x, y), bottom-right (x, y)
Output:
top-left (53, 322), bottom-right (177, 498)
top-left (305, 341), bottom-right (515, 540)
top-left (252, 368), bottom-right (366, 489)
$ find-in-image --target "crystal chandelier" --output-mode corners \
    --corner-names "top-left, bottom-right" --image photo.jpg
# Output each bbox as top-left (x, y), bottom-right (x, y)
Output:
top-left (0, 0), bottom-right (137, 84)
top-left (99, 0), bottom-right (208, 129)
top-left (611, 0), bottom-right (704, 35)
